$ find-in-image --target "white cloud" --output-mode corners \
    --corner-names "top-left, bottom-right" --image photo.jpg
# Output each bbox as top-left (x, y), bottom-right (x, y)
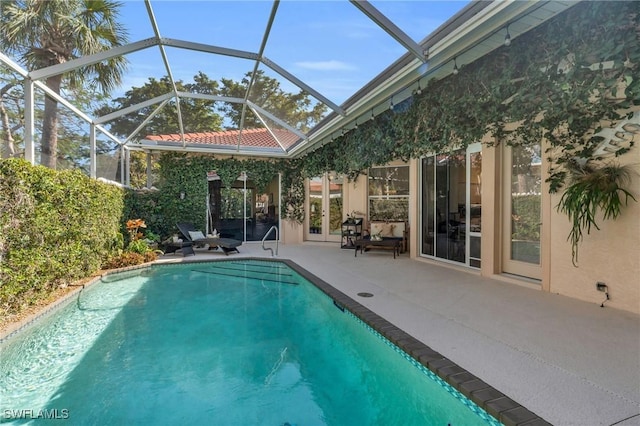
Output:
top-left (294, 60), bottom-right (356, 71)
top-left (304, 77), bottom-right (364, 105)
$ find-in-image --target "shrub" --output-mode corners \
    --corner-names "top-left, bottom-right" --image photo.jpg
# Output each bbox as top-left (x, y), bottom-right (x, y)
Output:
top-left (0, 159), bottom-right (124, 317)
top-left (127, 239), bottom-right (150, 255)
top-left (102, 249), bottom-right (158, 270)
top-left (102, 252), bottom-right (146, 269)
top-left (143, 251), bottom-right (158, 263)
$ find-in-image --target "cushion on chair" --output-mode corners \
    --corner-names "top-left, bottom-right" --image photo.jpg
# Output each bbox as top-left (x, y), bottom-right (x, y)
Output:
top-left (188, 230), bottom-right (206, 241)
top-left (379, 223), bottom-right (396, 237)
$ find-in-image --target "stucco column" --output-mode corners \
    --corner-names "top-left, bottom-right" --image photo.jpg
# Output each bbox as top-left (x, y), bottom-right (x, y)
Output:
top-left (480, 140), bottom-right (500, 277)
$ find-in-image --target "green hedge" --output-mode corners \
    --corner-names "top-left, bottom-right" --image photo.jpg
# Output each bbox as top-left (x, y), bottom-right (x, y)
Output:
top-left (122, 188), bottom-right (163, 242)
top-left (0, 159), bottom-right (124, 316)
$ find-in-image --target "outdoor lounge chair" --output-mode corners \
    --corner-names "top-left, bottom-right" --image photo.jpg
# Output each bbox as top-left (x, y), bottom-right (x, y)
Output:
top-left (176, 223), bottom-right (242, 256)
top-left (162, 238), bottom-right (194, 256)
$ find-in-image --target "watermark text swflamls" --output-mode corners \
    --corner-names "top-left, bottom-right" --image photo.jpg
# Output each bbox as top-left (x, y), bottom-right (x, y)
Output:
top-left (3, 409), bottom-right (69, 420)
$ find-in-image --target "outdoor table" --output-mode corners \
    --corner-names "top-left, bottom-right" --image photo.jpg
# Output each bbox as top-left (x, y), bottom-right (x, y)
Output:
top-left (354, 238), bottom-right (400, 259)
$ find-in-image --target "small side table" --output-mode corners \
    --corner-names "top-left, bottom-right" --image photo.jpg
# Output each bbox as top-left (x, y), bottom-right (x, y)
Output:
top-left (354, 238), bottom-right (400, 259)
top-left (162, 240), bottom-right (194, 256)
top-left (341, 218), bottom-right (362, 249)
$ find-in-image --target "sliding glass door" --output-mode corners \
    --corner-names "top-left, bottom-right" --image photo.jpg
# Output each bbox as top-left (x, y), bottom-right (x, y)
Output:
top-left (207, 174), bottom-right (280, 242)
top-left (421, 144), bottom-right (482, 267)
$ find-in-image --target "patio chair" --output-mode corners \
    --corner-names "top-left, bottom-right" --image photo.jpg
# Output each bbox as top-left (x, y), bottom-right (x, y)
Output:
top-left (162, 237), bottom-right (195, 257)
top-left (176, 222), bottom-right (242, 255)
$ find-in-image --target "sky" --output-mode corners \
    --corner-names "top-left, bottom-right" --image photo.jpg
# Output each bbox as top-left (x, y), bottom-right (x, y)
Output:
top-left (114, 1), bottom-right (470, 106)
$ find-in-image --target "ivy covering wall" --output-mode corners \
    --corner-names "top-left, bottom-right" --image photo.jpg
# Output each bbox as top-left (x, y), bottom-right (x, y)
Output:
top-left (136, 2), bottom-right (638, 233)
top-left (149, 153), bottom-right (283, 238)
top-left (294, 1), bottom-right (638, 193)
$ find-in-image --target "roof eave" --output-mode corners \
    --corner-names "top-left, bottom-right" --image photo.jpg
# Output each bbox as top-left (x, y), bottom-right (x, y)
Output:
top-left (130, 140), bottom-right (292, 158)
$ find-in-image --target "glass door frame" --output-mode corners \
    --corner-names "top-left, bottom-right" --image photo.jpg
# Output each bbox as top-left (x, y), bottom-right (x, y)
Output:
top-left (501, 144), bottom-right (542, 280)
top-left (306, 172), bottom-right (343, 243)
top-left (419, 143), bottom-right (482, 268)
top-left (466, 143), bottom-right (482, 268)
top-left (207, 173), bottom-right (280, 242)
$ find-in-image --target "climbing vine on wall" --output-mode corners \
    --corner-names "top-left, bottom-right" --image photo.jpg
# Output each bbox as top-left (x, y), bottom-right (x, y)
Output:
top-left (279, 159), bottom-right (306, 224)
top-left (147, 2), bottom-right (638, 230)
top-left (296, 1), bottom-right (639, 194)
top-left (154, 153), bottom-right (282, 235)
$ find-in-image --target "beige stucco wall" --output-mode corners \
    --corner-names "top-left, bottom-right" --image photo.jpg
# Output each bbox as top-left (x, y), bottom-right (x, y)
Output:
top-left (548, 152), bottom-right (640, 314)
top-left (474, 140), bottom-right (639, 314)
top-left (293, 143), bottom-right (639, 314)
top-left (343, 174), bottom-right (368, 229)
top-left (280, 219), bottom-right (303, 245)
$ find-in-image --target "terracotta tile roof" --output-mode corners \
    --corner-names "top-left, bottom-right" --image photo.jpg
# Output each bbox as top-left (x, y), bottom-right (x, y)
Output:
top-left (145, 128), bottom-right (300, 150)
top-left (310, 182), bottom-right (342, 192)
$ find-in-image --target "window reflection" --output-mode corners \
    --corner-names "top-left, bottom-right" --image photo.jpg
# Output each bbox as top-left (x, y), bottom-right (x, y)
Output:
top-left (368, 166), bottom-right (409, 221)
top-left (510, 144), bottom-right (541, 264)
top-left (421, 147), bottom-right (482, 268)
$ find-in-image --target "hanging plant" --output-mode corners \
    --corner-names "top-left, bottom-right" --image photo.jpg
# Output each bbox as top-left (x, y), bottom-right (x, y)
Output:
top-left (557, 160), bottom-right (637, 266)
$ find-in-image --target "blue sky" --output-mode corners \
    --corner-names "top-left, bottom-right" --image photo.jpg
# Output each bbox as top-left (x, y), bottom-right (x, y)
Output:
top-left (115, 1), bottom-right (470, 105)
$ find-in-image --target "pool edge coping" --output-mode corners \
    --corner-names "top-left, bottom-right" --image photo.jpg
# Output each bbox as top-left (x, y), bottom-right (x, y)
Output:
top-left (1, 258), bottom-right (551, 426)
top-left (0, 263), bottom-right (152, 344)
top-left (279, 257), bottom-right (552, 426)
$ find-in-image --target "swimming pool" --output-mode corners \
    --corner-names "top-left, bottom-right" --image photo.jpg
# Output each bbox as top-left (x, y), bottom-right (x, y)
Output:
top-left (1, 259), bottom-right (506, 425)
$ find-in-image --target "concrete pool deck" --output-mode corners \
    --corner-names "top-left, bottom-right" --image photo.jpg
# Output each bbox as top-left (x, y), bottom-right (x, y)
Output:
top-left (158, 242), bottom-right (640, 426)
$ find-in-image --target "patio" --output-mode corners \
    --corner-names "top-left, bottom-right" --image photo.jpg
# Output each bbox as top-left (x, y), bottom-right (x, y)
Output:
top-left (158, 242), bottom-right (640, 426)
top-left (1, 2), bottom-right (638, 422)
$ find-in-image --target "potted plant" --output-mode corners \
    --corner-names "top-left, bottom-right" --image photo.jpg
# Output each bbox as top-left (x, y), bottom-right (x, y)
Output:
top-left (345, 210), bottom-right (364, 224)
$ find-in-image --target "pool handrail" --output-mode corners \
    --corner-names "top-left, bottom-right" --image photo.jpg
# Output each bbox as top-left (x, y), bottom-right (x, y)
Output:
top-left (262, 225), bottom-right (279, 257)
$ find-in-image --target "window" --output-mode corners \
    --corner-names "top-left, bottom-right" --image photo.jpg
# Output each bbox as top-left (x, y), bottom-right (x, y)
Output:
top-left (368, 166), bottom-right (409, 221)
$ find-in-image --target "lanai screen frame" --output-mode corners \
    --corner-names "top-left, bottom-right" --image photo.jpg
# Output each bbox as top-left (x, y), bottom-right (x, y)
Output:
top-left (0, 0), bottom-right (578, 184)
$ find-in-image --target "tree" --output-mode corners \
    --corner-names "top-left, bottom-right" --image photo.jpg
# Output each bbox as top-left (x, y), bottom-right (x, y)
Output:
top-left (219, 70), bottom-right (327, 132)
top-left (98, 70), bottom-right (328, 138)
top-left (1, 0), bottom-right (128, 169)
top-left (0, 74), bottom-right (23, 158)
top-left (95, 72), bottom-right (224, 138)
top-left (55, 86), bottom-right (117, 173)
top-left (96, 70), bottom-right (327, 187)
top-left (96, 72), bottom-right (226, 189)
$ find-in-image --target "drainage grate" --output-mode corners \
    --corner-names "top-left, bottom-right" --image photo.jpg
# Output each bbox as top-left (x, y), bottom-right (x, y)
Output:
top-left (357, 292), bottom-right (374, 298)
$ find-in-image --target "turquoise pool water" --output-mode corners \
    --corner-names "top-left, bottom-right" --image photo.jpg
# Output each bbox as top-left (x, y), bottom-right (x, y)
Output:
top-left (1, 260), bottom-right (499, 425)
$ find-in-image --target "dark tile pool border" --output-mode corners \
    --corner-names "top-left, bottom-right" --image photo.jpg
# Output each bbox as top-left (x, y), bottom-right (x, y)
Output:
top-left (275, 258), bottom-right (552, 426)
top-left (2, 258), bottom-right (551, 426)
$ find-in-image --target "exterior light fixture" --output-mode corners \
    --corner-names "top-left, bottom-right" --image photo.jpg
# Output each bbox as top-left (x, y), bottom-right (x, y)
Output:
top-left (207, 170), bottom-right (221, 181)
top-left (415, 81), bottom-right (422, 95)
top-left (370, 109), bottom-right (375, 121)
top-left (354, 120), bottom-right (358, 129)
top-left (452, 57), bottom-right (459, 75)
top-left (504, 25), bottom-right (512, 47)
top-left (389, 97), bottom-right (394, 110)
